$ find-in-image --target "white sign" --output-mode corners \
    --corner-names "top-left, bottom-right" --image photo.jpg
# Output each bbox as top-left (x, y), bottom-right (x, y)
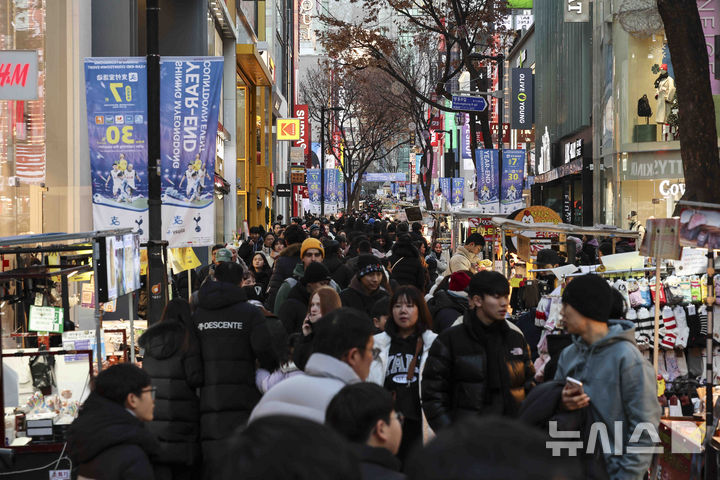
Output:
top-left (564, 0), bottom-right (590, 22)
top-left (671, 247), bottom-right (708, 275)
top-left (28, 305), bottom-right (64, 333)
top-left (564, 139), bottom-right (583, 164)
top-left (0, 50), bottom-right (39, 100)
top-left (659, 180), bottom-right (686, 198)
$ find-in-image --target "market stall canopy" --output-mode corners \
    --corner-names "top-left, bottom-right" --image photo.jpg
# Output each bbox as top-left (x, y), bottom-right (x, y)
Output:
top-left (489, 217), bottom-right (642, 239)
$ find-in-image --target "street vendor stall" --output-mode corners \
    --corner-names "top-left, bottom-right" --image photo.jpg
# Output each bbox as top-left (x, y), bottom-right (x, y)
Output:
top-left (0, 229), bottom-right (142, 478)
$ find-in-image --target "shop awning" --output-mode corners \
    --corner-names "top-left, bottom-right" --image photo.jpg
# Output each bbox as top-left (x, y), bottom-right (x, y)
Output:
top-left (489, 217), bottom-right (641, 239)
top-left (236, 44), bottom-right (273, 86)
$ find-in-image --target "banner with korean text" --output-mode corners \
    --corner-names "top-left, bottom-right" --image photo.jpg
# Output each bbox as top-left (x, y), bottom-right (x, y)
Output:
top-left (159, 57), bottom-right (223, 247)
top-left (451, 177), bottom-right (464, 206)
top-left (500, 149), bottom-right (526, 213)
top-left (307, 169), bottom-right (321, 214)
top-left (85, 58), bottom-right (149, 241)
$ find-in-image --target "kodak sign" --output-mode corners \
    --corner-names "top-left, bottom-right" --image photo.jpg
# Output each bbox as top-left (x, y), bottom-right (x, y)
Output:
top-left (277, 118), bottom-right (301, 140)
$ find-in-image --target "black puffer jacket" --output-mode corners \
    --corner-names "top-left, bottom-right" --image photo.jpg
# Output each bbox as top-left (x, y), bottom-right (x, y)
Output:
top-left (389, 241), bottom-right (428, 293)
top-left (277, 281), bottom-right (310, 335)
top-left (427, 289), bottom-right (469, 333)
top-left (421, 309), bottom-right (535, 431)
top-left (68, 392), bottom-right (159, 480)
top-left (323, 254), bottom-right (353, 289)
top-left (193, 281), bottom-right (275, 446)
top-left (265, 243), bottom-right (301, 311)
top-left (340, 276), bottom-right (389, 318)
top-left (139, 321), bottom-right (203, 466)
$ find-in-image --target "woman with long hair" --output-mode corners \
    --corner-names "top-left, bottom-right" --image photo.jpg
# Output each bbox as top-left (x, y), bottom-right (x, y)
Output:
top-left (270, 237), bottom-right (286, 262)
top-left (367, 285), bottom-right (437, 463)
top-left (251, 251), bottom-right (272, 293)
top-left (292, 286), bottom-right (342, 370)
top-left (139, 298), bottom-right (203, 480)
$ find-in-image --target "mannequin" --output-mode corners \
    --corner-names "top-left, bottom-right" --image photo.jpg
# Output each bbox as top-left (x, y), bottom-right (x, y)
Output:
top-left (654, 64), bottom-right (676, 124)
top-left (540, 126), bottom-right (551, 174)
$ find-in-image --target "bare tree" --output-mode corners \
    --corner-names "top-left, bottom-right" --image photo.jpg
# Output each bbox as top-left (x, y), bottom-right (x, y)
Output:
top-left (300, 66), bottom-right (410, 209)
top-left (657, 0), bottom-right (720, 206)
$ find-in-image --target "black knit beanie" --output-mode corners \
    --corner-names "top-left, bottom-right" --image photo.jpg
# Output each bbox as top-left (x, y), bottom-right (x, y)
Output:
top-left (561, 274), bottom-right (612, 323)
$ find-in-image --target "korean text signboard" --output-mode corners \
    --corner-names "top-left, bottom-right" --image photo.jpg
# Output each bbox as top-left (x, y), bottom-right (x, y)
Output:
top-left (85, 58), bottom-right (149, 242)
top-left (501, 150), bottom-right (525, 214)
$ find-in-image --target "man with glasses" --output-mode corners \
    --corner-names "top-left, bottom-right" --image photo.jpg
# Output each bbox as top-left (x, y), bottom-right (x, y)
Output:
top-left (250, 308), bottom-right (376, 424)
top-left (68, 363), bottom-right (158, 480)
top-left (326, 383), bottom-right (406, 480)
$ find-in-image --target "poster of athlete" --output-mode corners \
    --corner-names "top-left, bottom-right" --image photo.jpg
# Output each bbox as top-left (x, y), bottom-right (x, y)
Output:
top-left (85, 58), bottom-right (149, 241)
top-left (159, 57), bottom-right (223, 247)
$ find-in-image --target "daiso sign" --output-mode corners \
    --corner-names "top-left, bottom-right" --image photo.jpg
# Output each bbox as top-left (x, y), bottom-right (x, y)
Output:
top-left (294, 104), bottom-right (310, 165)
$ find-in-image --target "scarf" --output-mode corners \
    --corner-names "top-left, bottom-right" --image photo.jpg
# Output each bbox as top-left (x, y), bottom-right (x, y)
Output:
top-left (654, 72), bottom-right (668, 89)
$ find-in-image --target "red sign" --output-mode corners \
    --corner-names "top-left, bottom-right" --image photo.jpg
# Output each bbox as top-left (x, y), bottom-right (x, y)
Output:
top-left (468, 217), bottom-right (498, 241)
top-left (429, 115), bottom-right (443, 130)
top-left (332, 130), bottom-right (342, 159)
top-left (475, 123), bottom-right (510, 145)
top-left (293, 104), bottom-right (310, 163)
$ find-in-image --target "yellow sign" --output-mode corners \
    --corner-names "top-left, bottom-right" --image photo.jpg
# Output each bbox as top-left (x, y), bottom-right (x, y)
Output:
top-left (169, 247), bottom-right (202, 273)
top-left (277, 118), bottom-right (301, 140)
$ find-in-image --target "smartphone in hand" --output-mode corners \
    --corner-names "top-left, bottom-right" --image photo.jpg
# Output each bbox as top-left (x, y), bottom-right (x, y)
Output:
top-left (565, 376), bottom-right (584, 395)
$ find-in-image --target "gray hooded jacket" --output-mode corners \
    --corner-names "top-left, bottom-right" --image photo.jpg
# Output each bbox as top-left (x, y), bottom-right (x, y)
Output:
top-left (554, 319), bottom-right (661, 480)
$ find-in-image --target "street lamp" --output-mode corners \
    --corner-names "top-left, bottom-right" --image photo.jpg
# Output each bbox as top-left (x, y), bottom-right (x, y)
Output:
top-left (320, 106), bottom-right (344, 217)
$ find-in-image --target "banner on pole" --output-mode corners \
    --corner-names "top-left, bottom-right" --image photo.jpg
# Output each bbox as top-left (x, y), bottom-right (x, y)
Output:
top-left (501, 149), bottom-right (526, 213)
top-left (439, 177), bottom-right (452, 203)
top-left (475, 149), bottom-right (499, 214)
top-left (159, 57), bottom-right (223, 247)
top-left (85, 58), bottom-right (149, 241)
top-left (307, 168), bottom-right (321, 214)
top-left (451, 177), bottom-right (464, 206)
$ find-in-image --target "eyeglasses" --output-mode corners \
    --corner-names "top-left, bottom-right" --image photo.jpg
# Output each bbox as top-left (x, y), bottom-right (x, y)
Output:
top-left (140, 386), bottom-right (157, 400)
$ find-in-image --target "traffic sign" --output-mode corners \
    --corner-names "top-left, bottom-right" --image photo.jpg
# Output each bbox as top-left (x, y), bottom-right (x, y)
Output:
top-left (452, 95), bottom-right (488, 112)
top-left (277, 118), bottom-right (301, 140)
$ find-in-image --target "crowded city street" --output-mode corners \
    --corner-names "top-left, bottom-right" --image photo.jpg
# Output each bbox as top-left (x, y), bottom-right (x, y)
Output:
top-left (2, 1), bottom-right (720, 479)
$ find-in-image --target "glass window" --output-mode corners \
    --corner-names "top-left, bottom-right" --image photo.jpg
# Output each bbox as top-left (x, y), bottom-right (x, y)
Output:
top-left (0, 0), bottom-right (47, 237)
top-left (237, 192), bottom-right (247, 231)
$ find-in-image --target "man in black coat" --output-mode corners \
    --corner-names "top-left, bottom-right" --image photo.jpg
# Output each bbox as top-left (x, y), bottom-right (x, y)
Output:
top-left (265, 224), bottom-right (307, 311)
top-left (193, 261), bottom-right (275, 474)
top-left (322, 239), bottom-right (353, 289)
top-left (388, 234), bottom-right (428, 293)
top-left (326, 383), bottom-right (406, 480)
top-left (422, 271), bottom-right (535, 431)
top-left (340, 255), bottom-right (389, 319)
top-left (68, 364), bottom-right (158, 480)
top-left (278, 262), bottom-right (331, 334)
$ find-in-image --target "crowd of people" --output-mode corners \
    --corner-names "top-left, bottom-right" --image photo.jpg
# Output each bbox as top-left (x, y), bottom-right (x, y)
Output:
top-left (66, 210), bottom-right (661, 480)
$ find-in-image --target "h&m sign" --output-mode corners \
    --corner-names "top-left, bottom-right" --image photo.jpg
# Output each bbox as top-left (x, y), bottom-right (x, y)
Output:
top-left (0, 50), bottom-right (38, 100)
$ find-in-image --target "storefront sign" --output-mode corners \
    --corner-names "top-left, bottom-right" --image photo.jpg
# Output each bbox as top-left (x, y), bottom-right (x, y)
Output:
top-left (533, 158), bottom-right (582, 184)
top-left (85, 57), bottom-right (149, 242)
top-left (159, 57), bottom-right (223, 247)
top-left (501, 150), bottom-right (526, 213)
top-left (468, 217), bottom-right (498, 241)
top-left (624, 158), bottom-right (684, 180)
top-left (511, 68), bottom-right (533, 129)
top-left (563, 138), bottom-right (583, 164)
top-left (475, 149), bottom-right (500, 213)
top-left (277, 118), bottom-right (301, 140)
top-left (659, 180), bottom-right (686, 198)
top-left (299, 0), bottom-right (315, 41)
top-left (293, 104), bottom-right (310, 156)
top-left (699, 0), bottom-right (720, 95)
top-left (461, 124), bottom-right (472, 160)
top-left (0, 50), bottom-right (38, 100)
top-left (564, 0), bottom-right (589, 22)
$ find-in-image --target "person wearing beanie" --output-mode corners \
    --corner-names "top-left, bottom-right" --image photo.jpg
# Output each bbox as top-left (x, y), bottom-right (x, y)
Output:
top-left (274, 237), bottom-right (338, 316)
top-left (554, 274), bottom-right (660, 480)
top-left (277, 262), bottom-right (332, 335)
top-left (422, 271), bottom-right (534, 432)
top-left (426, 271), bottom-right (471, 334)
top-left (340, 255), bottom-right (390, 319)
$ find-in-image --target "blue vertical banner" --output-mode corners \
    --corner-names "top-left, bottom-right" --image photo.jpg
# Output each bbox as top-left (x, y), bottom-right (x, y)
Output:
top-left (439, 177), bottom-right (452, 203)
top-left (85, 58), bottom-right (149, 242)
top-left (501, 149), bottom-right (526, 213)
top-left (475, 149), bottom-right (499, 214)
top-left (159, 57), bottom-right (223, 247)
top-left (451, 177), bottom-right (464, 206)
top-left (390, 182), bottom-right (398, 197)
top-left (338, 169), bottom-right (345, 206)
top-left (407, 184), bottom-right (416, 202)
top-left (307, 169), bottom-right (321, 214)
top-left (461, 124), bottom-right (472, 163)
top-left (324, 168), bottom-right (337, 213)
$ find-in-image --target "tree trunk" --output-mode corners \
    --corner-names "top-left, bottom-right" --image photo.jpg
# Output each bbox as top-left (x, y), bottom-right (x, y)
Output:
top-left (658, 0), bottom-right (720, 206)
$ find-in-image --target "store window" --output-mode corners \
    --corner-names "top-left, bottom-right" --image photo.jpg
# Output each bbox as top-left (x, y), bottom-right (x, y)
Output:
top-left (0, 0), bottom-right (46, 236)
top-left (621, 177), bottom-right (684, 226)
top-left (616, 26), bottom-right (676, 144)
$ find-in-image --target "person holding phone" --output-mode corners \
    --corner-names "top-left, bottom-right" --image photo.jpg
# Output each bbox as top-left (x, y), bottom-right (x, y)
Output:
top-left (554, 274), bottom-right (660, 480)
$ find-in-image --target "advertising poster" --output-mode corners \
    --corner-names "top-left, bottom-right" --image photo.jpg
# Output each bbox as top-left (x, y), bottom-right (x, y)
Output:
top-left (307, 168), bottom-right (321, 214)
top-left (85, 58), bottom-right (148, 241)
top-left (451, 177), bottom-right (464, 206)
top-left (324, 168), bottom-right (338, 214)
top-left (501, 149), bottom-right (526, 213)
top-left (391, 182), bottom-right (398, 197)
top-left (439, 177), bottom-right (452, 203)
top-left (461, 124), bottom-right (473, 170)
top-left (159, 57), bottom-right (223, 247)
top-left (475, 149), bottom-right (499, 213)
top-left (678, 204), bottom-right (720, 249)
